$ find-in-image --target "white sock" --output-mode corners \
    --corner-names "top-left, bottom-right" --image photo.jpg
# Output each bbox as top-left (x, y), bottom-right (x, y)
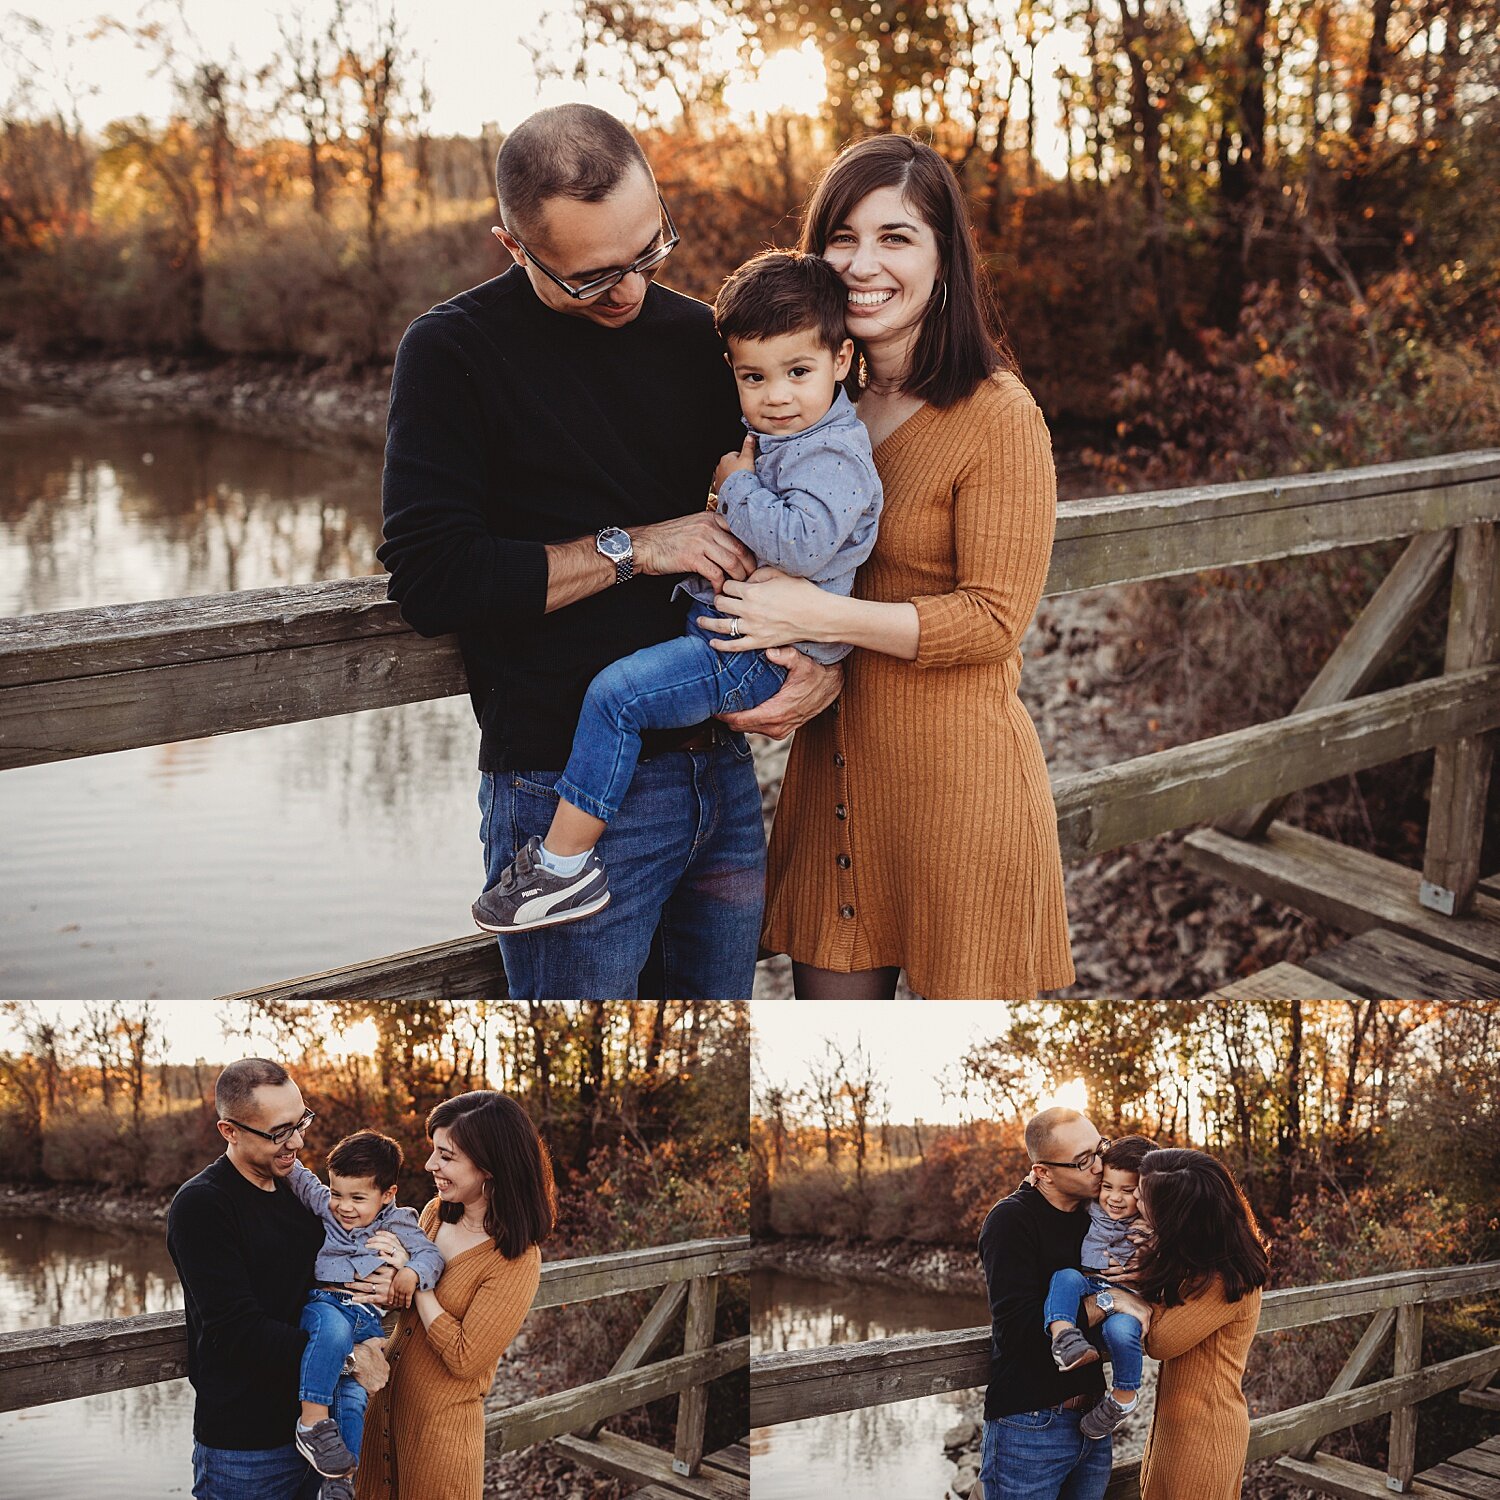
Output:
top-left (1115, 1393), bottom-right (1138, 1409)
top-left (537, 843), bottom-right (589, 876)
top-left (297, 1420), bottom-right (319, 1432)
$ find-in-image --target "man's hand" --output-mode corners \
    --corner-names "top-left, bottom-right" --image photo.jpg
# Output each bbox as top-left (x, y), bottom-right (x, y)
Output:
top-left (388, 1267), bottom-right (419, 1309)
top-left (347, 1337), bottom-right (390, 1395)
top-left (713, 434), bottom-right (755, 491)
top-left (719, 651), bottom-right (842, 739)
top-left (1089, 1287), bottom-right (1152, 1333)
top-left (632, 512), bottom-right (755, 591)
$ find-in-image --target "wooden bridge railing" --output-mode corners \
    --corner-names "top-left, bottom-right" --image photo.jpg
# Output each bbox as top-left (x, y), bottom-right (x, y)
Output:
top-left (749, 1259), bottom-right (1500, 1500)
top-left (3, 449), bottom-right (1497, 994)
top-left (0, 1235), bottom-right (750, 1487)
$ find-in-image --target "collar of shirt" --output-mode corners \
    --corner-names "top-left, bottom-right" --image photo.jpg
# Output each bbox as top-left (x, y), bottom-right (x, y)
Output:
top-left (744, 385), bottom-right (858, 453)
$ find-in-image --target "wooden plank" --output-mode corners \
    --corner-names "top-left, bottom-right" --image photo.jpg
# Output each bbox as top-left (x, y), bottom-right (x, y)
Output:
top-left (1220, 529), bottom-right (1458, 838)
top-left (1047, 451), bottom-right (1500, 595)
top-left (1459, 1389), bottom-right (1500, 1410)
top-left (1306, 930), bottom-right (1500, 1000)
top-left (1207, 962), bottom-right (1364, 1001)
top-left (1389, 1302), bottom-right (1423, 1489)
top-left (1289, 1307), bottom-right (1397, 1460)
top-left (1451, 1452), bottom-right (1500, 1480)
top-left (5, 453), bottom-right (1499, 770)
top-left (0, 1309), bottom-right (187, 1413)
top-left (1480, 876), bottom-right (1500, 902)
top-left (1102, 1463), bottom-right (1143, 1500)
top-left (533, 1239), bottom-right (749, 1310)
top-left (583, 1280), bottom-right (689, 1437)
top-left (217, 933), bottom-right (507, 1004)
top-left (1053, 666), bottom-right (1500, 863)
top-left (1415, 1462), bottom-right (1500, 1498)
top-left (703, 1444), bottom-right (750, 1479)
top-left (675, 1276), bottom-right (720, 1477)
top-left (1182, 823), bottom-right (1500, 973)
top-left (487, 1336), bottom-right (749, 1452)
top-left (551, 1432), bottom-right (746, 1499)
top-left (1424, 523), bottom-right (1500, 915)
top-left (1277, 1453), bottom-right (1458, 1499)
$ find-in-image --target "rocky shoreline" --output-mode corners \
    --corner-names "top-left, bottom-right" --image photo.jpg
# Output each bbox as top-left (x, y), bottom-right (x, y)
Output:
top-left (752, 1234), bottom-right (986, 1296)
top-left (0, 341), bottom-right (389, 451)
top-left (0, 1180), bottom-right (172, 1234)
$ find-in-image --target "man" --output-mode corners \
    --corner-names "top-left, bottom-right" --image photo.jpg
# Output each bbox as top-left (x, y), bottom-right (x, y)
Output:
top-left (167, 1059), bottom-right (390, 1500)
top-left (977, 1108), bottom-right (1141, 1500)
top-left (378, 103), bottom-right (839, 1000)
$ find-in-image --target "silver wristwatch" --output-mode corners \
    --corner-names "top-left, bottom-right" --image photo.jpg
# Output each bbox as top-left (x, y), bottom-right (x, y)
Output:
top-left (1095, 1288), bottom-right (1116, 1314)
top-left (595, 526), bottom-right (634, 584)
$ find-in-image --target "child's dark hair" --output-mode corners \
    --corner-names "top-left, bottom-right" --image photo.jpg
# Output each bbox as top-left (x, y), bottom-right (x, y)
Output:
top-left (1103, 1134), bottom-right (1159, 1174)
top-left (714, 250), bottom-right (849, 355)
top-left (327, 1130), bottom-right (403, 1191)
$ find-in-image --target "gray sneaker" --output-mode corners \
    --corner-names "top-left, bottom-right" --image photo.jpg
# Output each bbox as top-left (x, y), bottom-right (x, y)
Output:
top-left (1080, 1392), bottom-right (1136, 1440)
top-left (1050, 1324), bottom-right (1099, 1372)
top-left (320, 1478), bottom-right (356, 1500)
top-left (472, 836), bottom-right (611, 932)
top-left (294, 1418), bottom-right (355, 1477)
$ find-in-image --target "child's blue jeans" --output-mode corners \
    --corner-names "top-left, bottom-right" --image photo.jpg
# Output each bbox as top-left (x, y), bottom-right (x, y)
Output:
top-left (298, 1290), bottom-right (384, 1463)
top-left (556, 611), bottom-right (788, 823)
top-left (1043, 1268), bottom-right (1144, 1392)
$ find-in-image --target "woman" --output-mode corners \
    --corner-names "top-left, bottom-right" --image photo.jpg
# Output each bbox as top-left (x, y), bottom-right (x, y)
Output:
top-left (355, 1091), bottom-right (555, 1500)
top-left (1105, 1149), bottom-right (1269, 1500)
top-left (703, 135), bottom-right (1074, 998)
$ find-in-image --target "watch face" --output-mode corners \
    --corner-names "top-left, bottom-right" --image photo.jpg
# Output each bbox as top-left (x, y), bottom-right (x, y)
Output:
top-left (597, 527), bottom-right (631, 559)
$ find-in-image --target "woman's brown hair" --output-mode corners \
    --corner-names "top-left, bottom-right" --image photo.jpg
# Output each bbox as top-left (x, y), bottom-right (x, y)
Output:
top-left (798, 134), bottom-right (1016, 408)
top-left (428, 1090), bottom-right (557, 1258)
top-left (1131, 1148), bottom-right (1270, 1307)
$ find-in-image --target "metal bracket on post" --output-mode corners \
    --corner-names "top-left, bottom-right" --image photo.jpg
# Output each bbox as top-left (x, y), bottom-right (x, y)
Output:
top-left (1419, 880), bottom-right (1457, 915)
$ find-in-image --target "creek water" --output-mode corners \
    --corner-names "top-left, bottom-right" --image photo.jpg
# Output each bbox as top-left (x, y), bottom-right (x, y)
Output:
top-left (751, 1264), bottom-right (987, 1499)
top-left (0, 395), bottom-right (485, 998)
top-left (0, 1211), bottom-right (191, 1496)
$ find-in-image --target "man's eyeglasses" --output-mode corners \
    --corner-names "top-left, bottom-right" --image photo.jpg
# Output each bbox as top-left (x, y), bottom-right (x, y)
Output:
top-left (223, 1108), bottom-right (315, 1146)
top-left (1036, 1138), bottom-right (1111, 1171)
top-left (509, 194), bottom-right (679, 301)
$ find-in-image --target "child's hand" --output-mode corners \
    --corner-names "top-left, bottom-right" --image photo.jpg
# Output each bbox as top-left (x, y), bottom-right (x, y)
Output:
top-left (713, 435), bottom-right (755, 490)
top-left (388, 1267), bottom-right (419, 1308)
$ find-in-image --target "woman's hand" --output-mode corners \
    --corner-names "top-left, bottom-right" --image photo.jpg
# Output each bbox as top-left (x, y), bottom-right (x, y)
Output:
top-left (699, 567), bottom-right (831, 653)
top-left (344, 1263), bottom-right (397, 1306)
top-left (366, 1230), bottom-right (410, 1270)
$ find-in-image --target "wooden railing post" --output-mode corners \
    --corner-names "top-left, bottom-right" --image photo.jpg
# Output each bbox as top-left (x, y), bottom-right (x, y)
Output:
top-left (1387, 1302), bottom-right (1423, 1492)
top-left (1422, 520), bottom-right (1499, 915)
top-left (672, 1274), bottom-right (718, 1477)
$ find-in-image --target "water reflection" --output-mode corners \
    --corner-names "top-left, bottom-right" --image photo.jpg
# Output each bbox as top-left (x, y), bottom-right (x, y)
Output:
top-left (0, 403), bottom-right (487, 998)
top-left (0, 1213), bottom-right (193, 1498)
top-left (751, 1266), bottom-right (986, 1500)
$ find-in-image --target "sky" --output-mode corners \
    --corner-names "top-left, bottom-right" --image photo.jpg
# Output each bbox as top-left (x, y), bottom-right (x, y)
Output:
top-left (752, 1002), bottom-right (1089, 1126)
top-left (1, 0), bottom-right (1081, 175)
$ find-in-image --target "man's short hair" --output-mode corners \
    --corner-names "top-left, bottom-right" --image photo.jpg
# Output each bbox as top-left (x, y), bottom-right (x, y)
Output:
top-left (496, 104), bottom-right (651, 239)
top-left (1103, 1134), bottom-right (1159, 1174)
top-left (1024, 1106), bottom-right (1084, 1164)
top-left (714, 250), bottom-right (849, 355)
top-left (327, 1130), bottom-right (403, 1191)
top-left (214, 1058), bottom-right (290, 1121)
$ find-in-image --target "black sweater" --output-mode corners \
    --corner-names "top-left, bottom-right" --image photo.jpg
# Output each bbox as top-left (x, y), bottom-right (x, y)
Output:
top-left (977, 1181), bottom-right (1106, 1419)
top-left (378, 267), bottom-right (743, 772)
top-left (166, 1155), bottom-right (325, 1449)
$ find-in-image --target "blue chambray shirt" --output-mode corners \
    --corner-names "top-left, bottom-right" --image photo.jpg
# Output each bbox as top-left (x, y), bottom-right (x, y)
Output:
top-left (678, 387), bottom-right (883, 665)
top-left (288, 1159), bottom-right (446, 1288)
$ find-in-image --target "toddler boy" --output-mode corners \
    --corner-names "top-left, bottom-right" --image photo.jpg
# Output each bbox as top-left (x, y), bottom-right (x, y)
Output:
top-left (473, 249), bottom-right (882, 932)
top-left (1043, 1134), bottom-right (1158, 1440)
top-left (288, 1130), bottom-right (444, 1498)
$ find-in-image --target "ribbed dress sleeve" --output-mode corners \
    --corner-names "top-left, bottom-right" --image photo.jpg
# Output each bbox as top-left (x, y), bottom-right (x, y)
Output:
top-left (424, 1246), bottom-right (541, 1383)
top-left (1144, 1279), bottom-right (1244, 1360)
top-left (911, 386), bottom-right (1057, 669)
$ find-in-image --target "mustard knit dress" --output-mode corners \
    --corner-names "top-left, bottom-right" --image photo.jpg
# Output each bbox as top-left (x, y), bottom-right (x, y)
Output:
top-left (1140, 1279), bottom-right (1262, 1500)
top-left (356, 1199), bottom-right (541, 1500)
top-left (762, 369), bottom-right (1075, 998)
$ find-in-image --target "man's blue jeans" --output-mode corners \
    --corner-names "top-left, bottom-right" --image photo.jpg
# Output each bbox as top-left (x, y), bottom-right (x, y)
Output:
top-left (191, 1442), bottom-right (319, 1500)
top-left (480, 738), bottom-right (765, 1000)
top-left (1043, 1268), bottom-right (1144, 1391)
top-left (298, 1290), bottom-right (383, 1467)
top-left (557, 614), bottom-right (786, 822)
top-left (980, 1406), bottom-right (1113, 1500)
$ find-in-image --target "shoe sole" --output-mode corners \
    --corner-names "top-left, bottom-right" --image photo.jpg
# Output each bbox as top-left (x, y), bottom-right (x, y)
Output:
top-left (294, 1436), bottom-right (355, 1478)
top-left (1053, 1346), bottom-right (1101, 1372)
top-left (472, 889), bottom-right (612, 934)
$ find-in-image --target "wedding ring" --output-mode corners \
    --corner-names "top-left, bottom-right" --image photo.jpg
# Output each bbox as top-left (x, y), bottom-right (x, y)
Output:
top-left (729, 618), bottom-right (742, 639)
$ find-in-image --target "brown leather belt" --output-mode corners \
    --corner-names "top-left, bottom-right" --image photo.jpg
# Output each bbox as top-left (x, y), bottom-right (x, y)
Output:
top-left (1055, 1394), bottom-right (1091, 1412)
top-left (639, 721), bottom-right (727, 760)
